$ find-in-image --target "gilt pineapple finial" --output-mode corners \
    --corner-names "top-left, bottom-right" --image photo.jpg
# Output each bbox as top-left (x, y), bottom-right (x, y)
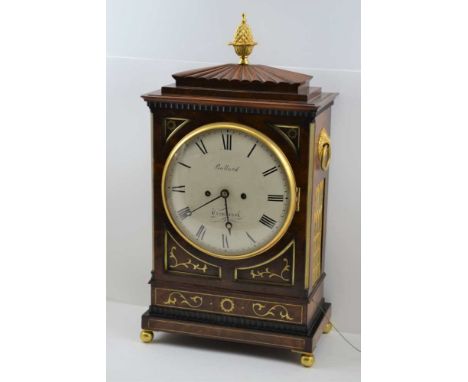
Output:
top-left (229, 13), bottom-right (257, 65)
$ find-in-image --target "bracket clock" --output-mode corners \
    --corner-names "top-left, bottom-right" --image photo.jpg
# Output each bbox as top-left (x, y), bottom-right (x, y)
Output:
top-left (140, 14), bottom-right (338, 367)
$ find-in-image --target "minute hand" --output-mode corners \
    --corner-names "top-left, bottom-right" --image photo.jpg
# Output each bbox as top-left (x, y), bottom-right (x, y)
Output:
top-left (224, 197), bottom-right (232, 235)
top-left (191, 195), bottom-right (222, 214)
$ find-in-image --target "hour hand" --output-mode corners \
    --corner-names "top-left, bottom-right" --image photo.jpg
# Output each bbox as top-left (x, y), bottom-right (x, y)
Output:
top-left (225, 221), bottom-right (232, 235)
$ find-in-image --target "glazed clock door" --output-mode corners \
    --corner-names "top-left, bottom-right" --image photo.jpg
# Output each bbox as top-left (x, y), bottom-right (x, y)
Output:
top-left (161, 122), bottom-right (296, 260)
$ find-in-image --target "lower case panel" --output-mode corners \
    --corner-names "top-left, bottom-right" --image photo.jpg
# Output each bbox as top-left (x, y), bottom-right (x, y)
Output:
top-left (142, 301), bottom-right (331, 353)
top-left (153, 287), bottom-right (304, 325)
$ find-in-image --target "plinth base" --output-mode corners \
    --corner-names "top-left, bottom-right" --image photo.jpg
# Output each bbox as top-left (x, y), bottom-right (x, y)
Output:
top-left (141, 301), bottom-right (331, 367)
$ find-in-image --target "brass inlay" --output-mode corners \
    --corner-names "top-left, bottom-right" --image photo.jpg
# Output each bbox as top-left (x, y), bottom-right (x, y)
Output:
top-left (295, 187), bottom-right (301, 212)
top-left (164, 231), bottom-right (221, 278)
top-left (251, 303), bottom-right (294, 321)
top-left (161, 122), bottom-right (297, 260)
top-left (272, 124), bottom-right (300, 152)
top-left (312, 180), bottom-right (325, 286)
top-left (304, 123), bottom-right (316, 289)
top-left (169, 246), bottom-right (208, 273)
top-left (162, 291), bottom-right (203, 308)
top-left (291, 350), bottom-right (313, 355)
top-left (234, 240), bottom-right (295, 286)
top-left (228, 13), bottom-right (257, 65)
top-left (155, 287), bottom-right (303, 324)
top-left (318, 128), bottom-right (331, 171)
top-left (220, 298), bottom-right (235, 313)
top-left (164, 118), bottom-right (189, 141)
top-left (250, 258), bottom-right (290, 282)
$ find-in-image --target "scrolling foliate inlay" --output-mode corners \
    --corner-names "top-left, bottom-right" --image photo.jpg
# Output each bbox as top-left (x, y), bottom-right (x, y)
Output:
top-left (234, 240), bottom-right (295, 286)
top-left (249, 258), bottom-right (291, 281)
top-left (162, 291), bottom-right (203, 308)
top-left (164, 117), bottom-right (189, 141)
top-left (312, 180), bottom-right (325, 286)
top-left (164, 231), bottom-right (221, 278)
top-left (251, 303), bottom-right (294, 321)
top-left (154, 287), bottom-right (303, 324)
top-left (169, 246), bottom-right (208, 273)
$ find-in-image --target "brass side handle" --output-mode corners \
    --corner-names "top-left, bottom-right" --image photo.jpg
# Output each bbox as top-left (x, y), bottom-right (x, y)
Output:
top-left (318, 129), bottom-right (331, 171)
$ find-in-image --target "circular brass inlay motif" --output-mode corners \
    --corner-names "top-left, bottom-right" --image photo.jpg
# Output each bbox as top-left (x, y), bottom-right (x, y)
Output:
top-left (287, 129), bottom-right (297, 139)
top-left (166, 120), bottom-right (177, 130)
top-left (220, 298), bottom-right (235, 313)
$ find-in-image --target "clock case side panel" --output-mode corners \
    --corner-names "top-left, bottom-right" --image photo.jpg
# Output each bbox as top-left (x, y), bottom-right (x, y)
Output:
top-left (304, 106), bottom-right (334, 327)
top-left (148, 105), bottom-right (313, 301)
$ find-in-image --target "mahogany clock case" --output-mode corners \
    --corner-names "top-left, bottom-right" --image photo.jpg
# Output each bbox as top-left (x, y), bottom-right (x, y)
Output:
top-left (141, 63), bottom-right (337, 357)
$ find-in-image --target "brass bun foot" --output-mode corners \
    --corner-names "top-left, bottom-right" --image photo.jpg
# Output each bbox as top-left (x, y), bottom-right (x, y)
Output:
top-left (140, 330), bottom-right (154, 343)
top-left (300, 354), bottom-right (315, 368)
top-left (323, 322), bottom-right (333, 334)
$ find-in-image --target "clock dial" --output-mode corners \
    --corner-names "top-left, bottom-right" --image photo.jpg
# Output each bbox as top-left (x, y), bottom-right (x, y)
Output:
top-left (162, 123), bottom-right (296, 259)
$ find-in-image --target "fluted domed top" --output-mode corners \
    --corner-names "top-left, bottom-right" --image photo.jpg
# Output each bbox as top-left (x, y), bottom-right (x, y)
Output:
top-left (172, 64), bottom-right (312, 94)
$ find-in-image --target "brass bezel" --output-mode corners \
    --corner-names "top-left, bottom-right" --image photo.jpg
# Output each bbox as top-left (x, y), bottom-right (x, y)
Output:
top-left (161, 122), bottom-right (297, 260)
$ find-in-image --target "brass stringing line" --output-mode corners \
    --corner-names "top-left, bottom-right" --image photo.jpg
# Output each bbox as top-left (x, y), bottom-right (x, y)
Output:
top-left (311, 297), bottom-right (361, 353)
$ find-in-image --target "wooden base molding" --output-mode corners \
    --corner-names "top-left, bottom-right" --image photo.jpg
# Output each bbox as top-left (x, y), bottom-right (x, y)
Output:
top-left (142, 301), bottom-right (331, 355)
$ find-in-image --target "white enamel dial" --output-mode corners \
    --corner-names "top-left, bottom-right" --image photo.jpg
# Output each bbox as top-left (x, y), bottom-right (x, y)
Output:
top-left (162, 123), bottom-right (296, 259)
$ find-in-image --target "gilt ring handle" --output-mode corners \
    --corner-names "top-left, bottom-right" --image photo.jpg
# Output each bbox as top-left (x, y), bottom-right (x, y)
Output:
top-left (318, 129), bottom-right (331, 171)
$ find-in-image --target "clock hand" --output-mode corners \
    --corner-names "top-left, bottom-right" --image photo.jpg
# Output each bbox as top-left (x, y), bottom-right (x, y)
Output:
top-left (221, 189), bottom-right (232, 235)
top-left (224, 198), bottom-right (232, 235)
top-left (190, 195), bottom-right (222, 214)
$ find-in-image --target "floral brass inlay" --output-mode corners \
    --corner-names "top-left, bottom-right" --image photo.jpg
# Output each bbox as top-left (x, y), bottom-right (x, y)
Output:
top-left (312, 180), bottom-right (325, 285)
top-left (164, 231), bottom-right (221, 278)
top-left (249, 258), bottom-right (291, 282)
top-left (220, 298), bottom-right (235, 313)
top-left (234, 240), bottom-right (295, 286)
top-left (162, 291), bottom-right (203, 308)
top-left (155, 288), bottom-right (303, 324)
top-left (251, 303), bottom-right (294, 321)
top-left (169, 246), bottom-right (208, 273)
